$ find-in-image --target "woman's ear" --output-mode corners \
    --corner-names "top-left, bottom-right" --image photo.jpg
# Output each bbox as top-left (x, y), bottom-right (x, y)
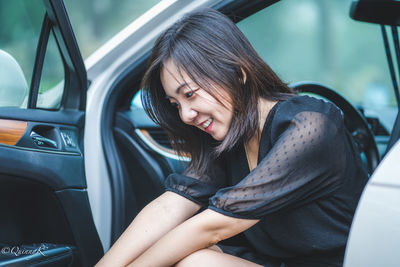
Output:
top-left (240, 67), bottom-right (247, 84)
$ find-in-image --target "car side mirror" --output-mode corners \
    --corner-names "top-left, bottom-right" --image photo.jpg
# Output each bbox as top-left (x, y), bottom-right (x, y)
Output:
top-left (350, 0), bottom-right (400, 26)
top-left (0, 49), bottom-right (28, 108)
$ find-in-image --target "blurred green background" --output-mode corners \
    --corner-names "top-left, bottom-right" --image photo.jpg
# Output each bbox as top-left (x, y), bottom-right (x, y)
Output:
top-left (0, 0), bottom-right (396, 111)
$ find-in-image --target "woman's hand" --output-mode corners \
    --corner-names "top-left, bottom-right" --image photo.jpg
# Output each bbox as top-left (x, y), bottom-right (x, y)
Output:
top-left (126, 209), bottom-right (259, 267)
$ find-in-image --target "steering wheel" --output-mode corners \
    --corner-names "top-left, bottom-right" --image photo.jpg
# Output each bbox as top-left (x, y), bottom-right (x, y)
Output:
top-left (290, 81), bottom-right (379, 175)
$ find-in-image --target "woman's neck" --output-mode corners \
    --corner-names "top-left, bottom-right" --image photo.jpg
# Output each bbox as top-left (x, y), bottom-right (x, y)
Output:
top-left (258, 98), bottom-right (277, 133)
top-left (244, 98), bottom-right (278, 171)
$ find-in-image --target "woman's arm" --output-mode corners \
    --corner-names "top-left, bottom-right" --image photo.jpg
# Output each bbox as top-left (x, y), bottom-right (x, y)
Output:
top-left (127, 209), bottom-right (259, 267)
top-left (95, 191), bottom-right (201, 267)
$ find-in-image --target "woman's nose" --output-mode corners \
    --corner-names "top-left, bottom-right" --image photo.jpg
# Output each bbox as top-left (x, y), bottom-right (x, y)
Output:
top-left (180, 104), bottom-right (198, 124)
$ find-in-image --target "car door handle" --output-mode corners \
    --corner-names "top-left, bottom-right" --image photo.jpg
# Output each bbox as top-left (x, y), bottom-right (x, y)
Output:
top-left (30, 131), bottom-right (57, 148)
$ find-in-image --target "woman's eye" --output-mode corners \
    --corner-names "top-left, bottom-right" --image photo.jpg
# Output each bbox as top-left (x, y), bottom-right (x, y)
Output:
top-left (184, 89), bottom-right (198, 98)
top-left (184, 91), bottom-right (194, 98)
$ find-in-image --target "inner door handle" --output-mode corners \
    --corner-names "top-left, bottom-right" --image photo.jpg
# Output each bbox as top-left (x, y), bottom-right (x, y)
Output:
top-left (30, 131), bottom-right (57, 148)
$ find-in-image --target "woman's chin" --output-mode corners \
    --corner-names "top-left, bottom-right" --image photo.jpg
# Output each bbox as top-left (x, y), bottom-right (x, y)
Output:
top-left (211, 131), bottom-right (227, 141)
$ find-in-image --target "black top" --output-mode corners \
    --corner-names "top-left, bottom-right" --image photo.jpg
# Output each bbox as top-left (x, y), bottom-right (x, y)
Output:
top-left (165, 95), bottom-right (368, 266)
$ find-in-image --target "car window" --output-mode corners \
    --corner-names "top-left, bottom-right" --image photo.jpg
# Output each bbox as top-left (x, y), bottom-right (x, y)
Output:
top-left (65, 0), bottom-right (161, 59)
top-left (0, 1), bottom-right (65, 109)
top-left (237, 0), bottom-right (396, 128)
top-left (0, 1), bottom-right (43, 108)
top-left (132, 90), bottom-right (143, 109)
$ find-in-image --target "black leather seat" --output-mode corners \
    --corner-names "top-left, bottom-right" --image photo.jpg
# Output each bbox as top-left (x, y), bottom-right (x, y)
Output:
top-left (0, 243), bottom-right (77, 267)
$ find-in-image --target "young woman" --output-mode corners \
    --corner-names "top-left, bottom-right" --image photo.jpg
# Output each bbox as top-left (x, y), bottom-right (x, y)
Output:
top-left (96, 8), bottom-right (368, 267)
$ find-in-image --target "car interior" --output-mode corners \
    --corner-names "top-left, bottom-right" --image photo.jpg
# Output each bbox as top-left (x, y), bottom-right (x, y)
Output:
top-left (0, 0), bottom-right (399, 267)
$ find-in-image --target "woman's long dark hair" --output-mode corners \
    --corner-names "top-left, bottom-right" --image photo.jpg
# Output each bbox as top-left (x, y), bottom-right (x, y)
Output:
top-left (141, 8), bottom-right (293, 175)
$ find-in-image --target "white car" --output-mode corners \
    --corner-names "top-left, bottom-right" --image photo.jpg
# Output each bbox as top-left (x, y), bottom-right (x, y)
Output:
top-left (0, 0), bottom-right (399, 266)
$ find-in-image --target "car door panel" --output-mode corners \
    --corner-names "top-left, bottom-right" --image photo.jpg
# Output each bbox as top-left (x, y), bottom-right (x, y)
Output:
top-left (0, 0), bottom-right (102, 266)
top-left (0, 114), bottom-right (102, 266)
top-left (0, 132), bottom-right (101, 262)
top-left (0, 141), bottom-right (85, 189)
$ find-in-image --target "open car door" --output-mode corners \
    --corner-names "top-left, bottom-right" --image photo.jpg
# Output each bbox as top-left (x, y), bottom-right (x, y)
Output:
top-left (0, 0), bottom-right (102, 266)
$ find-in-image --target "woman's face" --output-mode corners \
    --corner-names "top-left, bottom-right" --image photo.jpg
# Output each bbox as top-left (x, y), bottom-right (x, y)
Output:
top-left (160, 60), bottom-right (234, 141)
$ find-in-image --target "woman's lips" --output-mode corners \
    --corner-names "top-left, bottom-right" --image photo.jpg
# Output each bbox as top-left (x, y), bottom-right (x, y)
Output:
top-left (205, 120), bottom-right (213, 133)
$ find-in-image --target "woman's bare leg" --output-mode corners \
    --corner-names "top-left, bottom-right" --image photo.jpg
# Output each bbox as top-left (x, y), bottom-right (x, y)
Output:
top-left (175, 248), bottom-right (263, 267)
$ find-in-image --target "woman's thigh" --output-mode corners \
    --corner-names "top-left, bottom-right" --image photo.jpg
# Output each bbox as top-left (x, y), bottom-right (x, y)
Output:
top-left (175, 248), bottom-right (263, 267)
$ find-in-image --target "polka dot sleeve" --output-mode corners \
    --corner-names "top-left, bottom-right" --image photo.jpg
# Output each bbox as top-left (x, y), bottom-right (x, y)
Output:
top-left (209, 99), bottom-right (348, 219)
top-left (164, 156), bottom-right (227, 207)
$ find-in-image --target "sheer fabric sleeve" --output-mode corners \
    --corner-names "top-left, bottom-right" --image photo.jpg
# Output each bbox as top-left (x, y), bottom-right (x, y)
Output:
top-left (165, 156), bottom-right (227, 207)
top-left (209, 101), bottom-right (348, 219)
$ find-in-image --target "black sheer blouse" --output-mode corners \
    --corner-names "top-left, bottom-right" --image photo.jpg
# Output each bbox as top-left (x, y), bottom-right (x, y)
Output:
top-left (165, 95), bottom-right (368, 266)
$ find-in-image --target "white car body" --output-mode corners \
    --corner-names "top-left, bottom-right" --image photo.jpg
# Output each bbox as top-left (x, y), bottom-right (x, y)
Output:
top-left (344, 139), bottom-right (400, 267)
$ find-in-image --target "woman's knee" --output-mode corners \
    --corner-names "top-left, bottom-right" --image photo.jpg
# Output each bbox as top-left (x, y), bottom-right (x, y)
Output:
top-left (175, 248), bottom-right (219, 267)
top-left (174, 247), bottom-right (263, 267)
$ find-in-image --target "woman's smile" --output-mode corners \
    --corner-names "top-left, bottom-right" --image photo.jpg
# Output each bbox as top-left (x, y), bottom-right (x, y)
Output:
top-left (202, 118), bottom-right (213, 131)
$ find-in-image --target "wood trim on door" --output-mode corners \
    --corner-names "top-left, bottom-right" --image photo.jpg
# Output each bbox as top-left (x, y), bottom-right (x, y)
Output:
top-left (0, 119), bottom-right (28, 146)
